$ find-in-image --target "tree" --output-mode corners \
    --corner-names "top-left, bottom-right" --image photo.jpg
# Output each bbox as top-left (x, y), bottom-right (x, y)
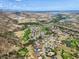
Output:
top-left (18, 48), bottom-right (29, 57)
top-left (61, 49), bottom-right (74, 59)
top-left (22, 28), bottom-right (31, 44)
top-left (53, 14), bottom-right (63, 23)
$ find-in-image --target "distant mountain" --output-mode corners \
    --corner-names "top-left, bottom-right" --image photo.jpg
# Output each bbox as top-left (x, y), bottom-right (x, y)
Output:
top-left (0, 9), bottom-right (79, 13)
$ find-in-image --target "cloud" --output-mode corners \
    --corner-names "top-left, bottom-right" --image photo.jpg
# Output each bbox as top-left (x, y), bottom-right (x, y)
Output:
top-left (16, 0), bottom-right (22, 2)
top-left (0, 3), bottom-right (3, 8)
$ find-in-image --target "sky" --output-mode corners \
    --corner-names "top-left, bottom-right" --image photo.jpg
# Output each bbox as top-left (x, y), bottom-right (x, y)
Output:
top-left (0, 0), bottom-right (79, 11)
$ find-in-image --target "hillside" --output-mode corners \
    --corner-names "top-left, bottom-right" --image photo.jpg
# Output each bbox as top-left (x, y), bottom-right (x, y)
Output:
top-left (0, 12), bottom-right (79, 59)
